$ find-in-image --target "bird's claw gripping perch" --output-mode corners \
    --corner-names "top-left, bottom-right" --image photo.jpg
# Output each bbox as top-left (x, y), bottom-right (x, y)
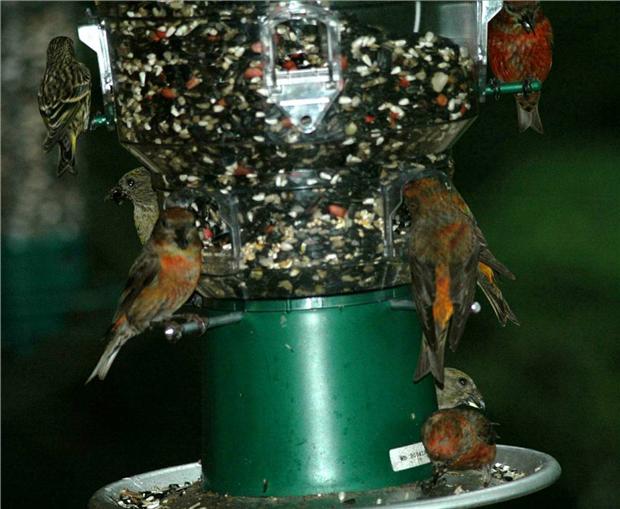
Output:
top-left (89, 104), bottom-right (115, 131)
top-left (482, 79), bottom-right (542, 98)
top-left (89, 113), bottom-right (113, 131)
top-left (159, 311), bottom-right (244, 343)
top-left (163, 314), bottom-right (207, 343)
top-left (489, 77), bottom-right (502, 101)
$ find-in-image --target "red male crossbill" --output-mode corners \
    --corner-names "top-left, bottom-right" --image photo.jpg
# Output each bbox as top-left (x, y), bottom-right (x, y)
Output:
top-left (405, 169), bottom-right (516, 387)
top-left (488, 1), bottom-right (553, 133)
top-left (38, 36), bottom-right (91, 176)
top-left (86, 207), bottom-right (202, 382)
top-left (422, 406), bottom-right (498, 486)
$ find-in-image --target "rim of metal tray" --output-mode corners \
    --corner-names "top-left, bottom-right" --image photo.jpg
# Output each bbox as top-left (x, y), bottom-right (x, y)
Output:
top-left (89, 445), bottom-right (561, 508)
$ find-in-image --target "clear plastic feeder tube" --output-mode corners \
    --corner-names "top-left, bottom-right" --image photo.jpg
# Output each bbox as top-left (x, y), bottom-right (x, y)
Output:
top-left (80, 1), bottom-right (504, 297)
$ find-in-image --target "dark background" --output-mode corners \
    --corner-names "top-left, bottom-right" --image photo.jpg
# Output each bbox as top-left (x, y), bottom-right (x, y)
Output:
top-left (2, 2), bottom-right (619, 508)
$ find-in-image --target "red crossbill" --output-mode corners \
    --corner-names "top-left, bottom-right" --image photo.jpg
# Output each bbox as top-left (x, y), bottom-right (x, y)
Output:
top-left (38, 36), bottom-right (91, 176)
top-left (106, 167), bottom-right (161, 244)
top-left (421, 406), bottom-right (498, 486)
top-left (86, 207), bottom-right (202, 382)
top-left (436, 367), bottom-right (485, 411)
top-left (489, 1), bottom-right (553, 133)
top-left (405, 169), bottom-right (516, 387)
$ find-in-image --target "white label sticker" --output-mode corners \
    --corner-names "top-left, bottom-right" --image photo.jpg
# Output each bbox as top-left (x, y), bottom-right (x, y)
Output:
top-left (389, 442), bottom-right (430, 472)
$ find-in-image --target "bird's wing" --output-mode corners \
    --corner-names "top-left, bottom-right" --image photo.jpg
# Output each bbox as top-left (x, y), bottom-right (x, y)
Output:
top-left (409, 254), bottom-right (437, 348)
top-left (449, 189), bottom-right (515, 281)
top-left (40, 62), bottom-right (91, 150)
top-left (541, 16), bottom-right (554, 48)
top-left (476, 229), bottom-right (515, 280)
top-left (477, 265), bottom-right (520, 326)
top-left (113, 245), bottom-right (160, 321)
top-left (476, 413), bottom-right (499, 445)
top-left (447, 247), bottom-right (479, 352)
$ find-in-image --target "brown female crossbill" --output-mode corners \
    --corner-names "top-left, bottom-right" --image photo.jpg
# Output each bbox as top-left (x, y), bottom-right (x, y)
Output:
top-left (106, 167), bottom-right (161, 245)
top-left (436, 367), bottom-right (485, 411)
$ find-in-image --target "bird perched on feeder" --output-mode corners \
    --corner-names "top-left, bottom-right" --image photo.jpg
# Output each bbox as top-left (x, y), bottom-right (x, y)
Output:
top-left (86, 207), bottom-right (202, 382)
top-left (106, 167), bottom-right (161, 245)
top-left (404, 169), bottom-right (516, 387)
top-left (421, 406), bottom-right (498, 486)
top-left (38, 36), bottom-right (91, 176)
top-left (488, 1), bottom-right (553, 133)
top-left (106, 177), bottom-right (214, 305)
top-left (436, 367), bottom-right (485, 411)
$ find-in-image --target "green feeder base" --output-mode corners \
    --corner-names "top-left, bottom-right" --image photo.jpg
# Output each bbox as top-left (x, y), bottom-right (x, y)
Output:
top-left (201, 285), bottom-right (436, 497)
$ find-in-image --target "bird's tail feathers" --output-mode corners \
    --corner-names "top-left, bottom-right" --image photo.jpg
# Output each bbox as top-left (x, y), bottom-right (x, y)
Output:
top-left (477, 276), bottom-right (520, 327)
top-left (43, 133), bottom-right (57, 153)
top-left (43, 120), bottom-right (70, 153)
top-left (57, 135), bottom-right (77, 176)
top-left (516, 93), bottom-right (543, 134)
top-left (414, 333), bottom-right (446, 388)
top-left (85, 320), bottom-right (132, 384)
top-left (479, 252), bottom-right (515, 281)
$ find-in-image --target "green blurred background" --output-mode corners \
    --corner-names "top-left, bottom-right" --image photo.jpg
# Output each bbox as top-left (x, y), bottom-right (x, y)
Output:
top-left (2, 2), bottom-right (619, 508)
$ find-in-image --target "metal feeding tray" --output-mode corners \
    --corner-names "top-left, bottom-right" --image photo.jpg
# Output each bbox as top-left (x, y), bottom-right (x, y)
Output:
top-left (89, 445), bottom-right (560, 509)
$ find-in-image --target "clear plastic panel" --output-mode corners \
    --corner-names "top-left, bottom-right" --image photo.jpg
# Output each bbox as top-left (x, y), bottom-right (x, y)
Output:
top-left (85, 1), bottom-right (494, 297)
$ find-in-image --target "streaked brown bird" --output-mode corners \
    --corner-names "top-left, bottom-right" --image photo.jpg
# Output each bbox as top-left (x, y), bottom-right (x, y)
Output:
top-left (405, 169), bottom-right (516, 387)
top-left (86, 207), bottom-right (202, 382)
top-left (436, 367), bottom-right (485, 411)
top-left (107, 167), bottom-right (161, 244)
top-left (489, 1), bottom-right (553, 133)
top-left (38, 36), bottom-right (91, 176)
top-left (422, 406), bottom-right (498, 486)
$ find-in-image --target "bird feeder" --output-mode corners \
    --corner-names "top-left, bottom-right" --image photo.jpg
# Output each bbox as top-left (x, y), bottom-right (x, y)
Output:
top-left (81, 1), bottom-right (560, 506)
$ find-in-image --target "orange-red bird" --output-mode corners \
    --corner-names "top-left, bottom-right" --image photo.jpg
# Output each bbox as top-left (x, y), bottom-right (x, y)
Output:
top-left (489, 1), bottom-right (553, 133)
top-left (86, 207), bottom-right (202, 382)
top-left (422, 406), bottom-right (498, 485)
top-left (405, 169), bottom-right (515, 387)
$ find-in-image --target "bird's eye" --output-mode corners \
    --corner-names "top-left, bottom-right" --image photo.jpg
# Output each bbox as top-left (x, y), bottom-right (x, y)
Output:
top-left (127, 178), bottom-right (135, 187)
top-left (458, 377), bottom-right (468, 386)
